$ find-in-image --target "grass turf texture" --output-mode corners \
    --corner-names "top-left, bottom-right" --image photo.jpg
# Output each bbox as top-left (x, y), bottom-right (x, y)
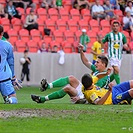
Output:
top-left (0, 86), bottom-right (133, 133)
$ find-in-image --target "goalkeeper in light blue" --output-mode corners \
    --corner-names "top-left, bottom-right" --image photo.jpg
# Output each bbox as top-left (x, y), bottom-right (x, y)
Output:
top-left (0, 25), bottom-right (22, 104)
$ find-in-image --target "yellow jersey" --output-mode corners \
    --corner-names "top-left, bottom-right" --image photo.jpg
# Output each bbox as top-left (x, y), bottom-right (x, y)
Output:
top-left (91, 41), bottom-right (102, 60)
top-left (82, 85), bottom-right (112, 105)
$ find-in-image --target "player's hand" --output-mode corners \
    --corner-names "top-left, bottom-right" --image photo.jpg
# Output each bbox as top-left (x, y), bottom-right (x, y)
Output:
top-left (78, 43), bottom-right (84, 52)
top-left (11, 78), bottom-right (22, 90)
top-left (108, 82), bottom-right (115, 92)
top-left (107, 67), bottom-right (113, 75)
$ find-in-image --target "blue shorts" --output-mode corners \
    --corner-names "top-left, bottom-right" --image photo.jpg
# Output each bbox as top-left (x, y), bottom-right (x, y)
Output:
top-left (112, 81), bottom-right (132, 104)
top-left (0, 80), bottom-right (16, 97)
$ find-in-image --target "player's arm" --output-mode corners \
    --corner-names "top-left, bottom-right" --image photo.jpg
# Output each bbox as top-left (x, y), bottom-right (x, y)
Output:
top-left (94, 90), bottom-right (111, 105)
top-left (7, 44), bottom-right (15, 78)
top-left (78, 43), bottom-right (92, 69)
top-left (122, 34), bottom-right (130, 51)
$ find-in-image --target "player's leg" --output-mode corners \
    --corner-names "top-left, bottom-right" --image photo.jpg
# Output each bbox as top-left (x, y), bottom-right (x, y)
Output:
top-left (31, 79), bottom-right (81, 103)
top-left (26, 70), bottom-right (30, 86)
top-left (40, 75), bottom-right (79, 91)
top-left (31, 85), bottom-right (76, 103)
top-left (1, 80), bottom-right (18, 104)
top-left (128, 80), bottom-right (133, 98)
top-left (112, 81), bottom-right (133, 104)
top-left (110, 58), bottom-right (121, 84)
top-left (21, 70), bottom-right (25, 81)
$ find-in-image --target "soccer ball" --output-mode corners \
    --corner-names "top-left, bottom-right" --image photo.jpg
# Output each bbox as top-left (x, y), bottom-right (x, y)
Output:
top-left (20, 57), bottom-right (26, 64)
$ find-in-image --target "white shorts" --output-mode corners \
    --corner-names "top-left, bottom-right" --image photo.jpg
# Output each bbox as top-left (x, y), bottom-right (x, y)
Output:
top-left (75, 82), bottom-right (84, 99)
top-left (109, 57), bottom-right (121, 68)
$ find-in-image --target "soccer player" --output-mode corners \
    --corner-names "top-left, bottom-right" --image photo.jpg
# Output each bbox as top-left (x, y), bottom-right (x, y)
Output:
top-left (81, 73), bottom-right (133, 105)
top-left (91, 34), bottom-right (103, 65)
top-left (102, 20), bottom-right (130, 84)
top-left (0, 25), bottom-right (22, 104)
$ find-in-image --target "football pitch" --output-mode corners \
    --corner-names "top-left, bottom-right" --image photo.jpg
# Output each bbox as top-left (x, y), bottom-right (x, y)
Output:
top-left (0, 86), bottom-right (133, 133)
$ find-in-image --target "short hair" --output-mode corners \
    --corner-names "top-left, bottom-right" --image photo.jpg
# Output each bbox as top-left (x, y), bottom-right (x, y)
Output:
top-left (97, 55), bottom-right (108, 67)
top-left (81, 73), bottom-right (93, 89)
top-left (24, 50), bottom-right (28, 53)
top-left (0, 25), bottom-right (4, 35)
top-left (3, 32), bottom-right (9, 39)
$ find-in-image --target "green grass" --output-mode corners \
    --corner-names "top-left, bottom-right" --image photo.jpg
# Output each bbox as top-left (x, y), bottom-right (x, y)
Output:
top-left (0, 86), bottom-right (133, 133)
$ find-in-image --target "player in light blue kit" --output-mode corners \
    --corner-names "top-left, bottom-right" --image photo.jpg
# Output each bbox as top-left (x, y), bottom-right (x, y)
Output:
top-left (0, 25), bottom-right (22, 104)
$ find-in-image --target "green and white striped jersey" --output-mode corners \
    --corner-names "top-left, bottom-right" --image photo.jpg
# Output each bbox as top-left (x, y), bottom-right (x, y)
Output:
top-left (102, 32), bottom-right (127, 59)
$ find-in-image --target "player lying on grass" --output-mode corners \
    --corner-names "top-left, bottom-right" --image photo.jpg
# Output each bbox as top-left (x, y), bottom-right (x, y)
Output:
top-left (81, 73), bottom-right (133, 105)
top-left (31, 67), bottom-right (113, 104)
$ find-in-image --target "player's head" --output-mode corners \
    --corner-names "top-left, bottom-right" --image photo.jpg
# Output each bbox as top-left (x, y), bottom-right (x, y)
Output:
top-left (0, 25), bottom-right (4, 36)
top-left (95, 55), bottom-right (108, 71)
top-left (111, 20), bottom-right (120, 33)
top-left (81, 73), bottom-right (93, 90)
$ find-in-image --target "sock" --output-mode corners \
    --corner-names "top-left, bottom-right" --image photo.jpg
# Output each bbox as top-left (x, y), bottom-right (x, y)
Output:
top-left (47, 77), bottom-right (69, 89)
top-left (40, 89), bottom-right (67, 102)
top-left (9, 97), bottom-right (18, 104)
top-left (114, 74), bottom-right (120, 84)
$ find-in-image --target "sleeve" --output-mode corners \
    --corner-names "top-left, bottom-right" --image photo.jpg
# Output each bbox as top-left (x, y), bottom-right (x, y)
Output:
top-left (91, 64), bottom-right (97, 72)
top-left (89, 92), bottom-right (99, 103)
top-left (7, 44), bottom-right (15, 78)
top-left (92, 42), bottom-right (96, 51)
top-left (86, 36), bottom-right (90, 43)
top-left (122, 34), bottom-right (127, 44)
top-left (102, 34), bottom-right (109, 43)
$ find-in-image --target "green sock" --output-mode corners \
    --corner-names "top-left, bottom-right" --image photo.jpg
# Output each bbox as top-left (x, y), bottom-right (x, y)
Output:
top-left (114, 74), bottom-right (120, 84)
top-left (47, 77), bottom-right (69, 89)
top-left (40, 89), bottom-right (67, 102)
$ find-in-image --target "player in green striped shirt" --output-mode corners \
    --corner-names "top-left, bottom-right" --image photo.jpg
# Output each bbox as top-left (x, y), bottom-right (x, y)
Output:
top-left (102, 20), bottom-right (130, 84)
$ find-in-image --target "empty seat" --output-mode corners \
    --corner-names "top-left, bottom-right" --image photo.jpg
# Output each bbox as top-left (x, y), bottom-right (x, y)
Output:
top-left (59, 8), bottom-right (70, 21)
top-left (0, 18), bottom-right (10, 31)
top-left (11, 18), bottom-right (22, 31)
top-left (48, 8), bottom-right (59, 21)
top-left (15, 40), bottom-right (27, 52)
top-left (89, 19), bottom-right (100, 32)
top-left (30, 29), bottom-right (41, 42)
top-left (45, 19), bottom-right (56, 32)
top-left (64, 30), bottom-right (75, 43)
top-left (8, 29), bottom-right (18, 45)
top-left (27, 40), bottom-right (38, 52)
top-left (19, 29), bottom-right (30, 43)
top-left (100, 20), bottom-right (111, 33)
top-left (70, 8), bottom-right (81, 21)
top-left (67, 19), bottom-right (79, 32)
top-left (81, 9), bottom-right (91, 21)
top-left (78, 19), bottom-right (89, 30)
top-left (56, 19), bottom-right (67, 32)
top-left (37, 18), bottom-right (45, 35)
top-left (37, 8), bottom-right (47, 21)
top-left (53, 30), bottom-right (64, 43)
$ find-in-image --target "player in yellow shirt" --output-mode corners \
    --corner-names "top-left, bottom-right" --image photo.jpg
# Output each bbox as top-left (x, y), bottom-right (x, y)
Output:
top-left (82, 73), bottom-right (133, 105)
top-left (91, 34), bottom-right (103, 65)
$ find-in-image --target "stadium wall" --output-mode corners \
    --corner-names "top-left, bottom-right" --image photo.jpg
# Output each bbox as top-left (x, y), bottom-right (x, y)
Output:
top-left (14, 53), bottom-right (133, 86)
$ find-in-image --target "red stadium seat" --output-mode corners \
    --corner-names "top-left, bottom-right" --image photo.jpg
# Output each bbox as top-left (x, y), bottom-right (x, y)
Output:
top-left (37, 18), bottom-right (45, 35)
top-left (19, 29), bottom-right (30, 43)
top-left (27, 40), bottom-right (38, 52)
top-left (11, 18), bottom-right (22, 31)
top-left (56, 19), bottom-right (67, 32)
top-left (59, 8), bottom-right (70, 21)
top-left (30, 29), bottom-right (41, 42)
top-left (45, 19), bottom-right (56, 32)
top-left (15, 40), bottom-right (27, 52)
top-left (43, 35), bottom-right (53, 44)
top-left (75, 30), bottom-right (82, 42)
top-left (100, 20), bottom-right (111, 33)
top-left (8, 29), bottom-right (18, 45)
top-left (78, 19), bottom-right (89, 31)
top-left (81, 9), bottom-right (91, 21)
top-left (67, 19), bottom-right (79, 32)
top-left (53, 30), bottom-right (64, 43)
top-left (64, 30), bottom-right (75, 43)
top-left (37, 8), bottom-right (47, 21)
top-left (70, 8), bottom-right (81, 21)
top-left (0, 18), bottom-right (10, 32)
top-left (48, 8), bottom-right (59, 21)
top-left (87, 30), bottom-right (97, 46)
top-left (89, 19), bottom-right (100, 33)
